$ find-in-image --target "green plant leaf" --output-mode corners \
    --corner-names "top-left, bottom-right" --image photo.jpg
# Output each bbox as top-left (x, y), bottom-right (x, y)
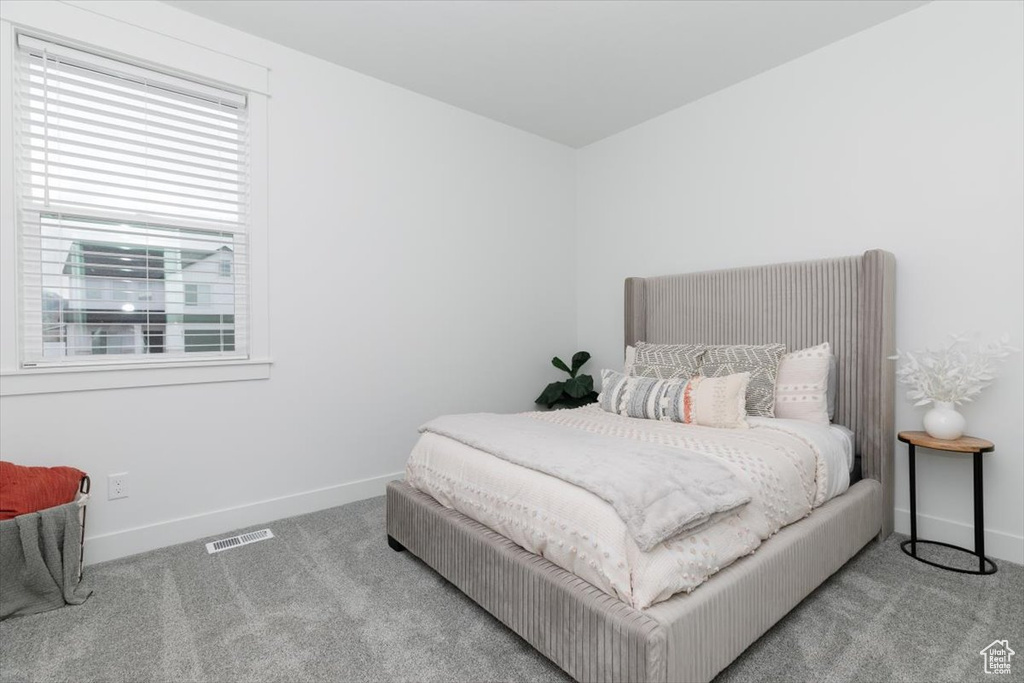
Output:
top-left (564, 376), bottom-right (590, 398)
top-left (536, 381), bottom-right (566, 406)
top-left (551, 356), bottom-right (571, 374)
top-left (571, 351), bottom-right (591, 375)
top-left (577, 374), bottom-right (594, 394)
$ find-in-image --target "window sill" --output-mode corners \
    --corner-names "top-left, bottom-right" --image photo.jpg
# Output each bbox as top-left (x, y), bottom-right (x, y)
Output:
top-left (0, 359), bottom-right (272, 396)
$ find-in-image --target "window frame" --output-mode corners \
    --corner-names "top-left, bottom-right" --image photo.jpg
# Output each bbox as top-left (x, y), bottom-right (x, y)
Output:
top-left (0, 9), bottom-right (271, 396)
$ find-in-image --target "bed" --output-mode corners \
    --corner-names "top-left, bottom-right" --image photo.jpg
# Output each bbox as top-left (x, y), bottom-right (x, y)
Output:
top-left (386, 249), bottom-right (896, 682)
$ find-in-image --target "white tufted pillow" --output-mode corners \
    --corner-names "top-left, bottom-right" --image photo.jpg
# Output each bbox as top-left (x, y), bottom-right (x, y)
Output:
top-left (774, 342), bottom-right (831, 425)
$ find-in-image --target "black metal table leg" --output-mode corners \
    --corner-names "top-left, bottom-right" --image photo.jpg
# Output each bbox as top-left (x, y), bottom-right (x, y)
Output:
top-left (974, 452), bottom-right (985, 573)
top-left (908, 443), bottom-right (917, 557)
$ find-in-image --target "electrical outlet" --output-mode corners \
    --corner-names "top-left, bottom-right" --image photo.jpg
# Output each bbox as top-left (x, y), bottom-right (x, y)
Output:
top-left (108, 472), bottom-right (129, 500)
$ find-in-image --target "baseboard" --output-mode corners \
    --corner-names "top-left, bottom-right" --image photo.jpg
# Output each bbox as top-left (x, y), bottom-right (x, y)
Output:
top-left (83, 472), bottom-right (404, 565)
top-left (894, 507), bottom-right (1023, 565)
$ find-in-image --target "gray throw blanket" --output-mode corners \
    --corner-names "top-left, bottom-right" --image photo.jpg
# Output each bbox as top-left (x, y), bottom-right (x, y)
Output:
top-left (0, 502), bottom-right (92, 620)
top-left (420, 413), bottom-right (751, 551)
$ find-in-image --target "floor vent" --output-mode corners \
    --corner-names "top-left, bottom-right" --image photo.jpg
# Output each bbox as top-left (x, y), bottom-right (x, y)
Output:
top-left (206, 528), bottom-right (274, 554)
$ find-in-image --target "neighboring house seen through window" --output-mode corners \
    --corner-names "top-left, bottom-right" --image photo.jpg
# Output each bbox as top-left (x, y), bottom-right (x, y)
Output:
top-left (14, 34), bottom-right (250, 367)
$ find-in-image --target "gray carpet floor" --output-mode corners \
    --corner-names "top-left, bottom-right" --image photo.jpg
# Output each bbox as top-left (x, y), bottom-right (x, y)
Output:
top-left (1, 496), bottom-right (1021, 683)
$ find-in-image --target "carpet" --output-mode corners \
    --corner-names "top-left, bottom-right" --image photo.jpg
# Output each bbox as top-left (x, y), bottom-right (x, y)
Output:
top-left (1, 496), bottom-right (1021, 682)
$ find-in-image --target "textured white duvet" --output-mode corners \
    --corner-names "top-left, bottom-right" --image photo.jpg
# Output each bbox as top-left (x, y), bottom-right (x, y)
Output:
top-left (405, 405), bottom-right (852, 609)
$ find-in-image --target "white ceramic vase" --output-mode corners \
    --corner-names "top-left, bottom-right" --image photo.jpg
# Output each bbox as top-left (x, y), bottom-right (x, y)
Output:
top-left (923, 400), bottom-right (966, 440)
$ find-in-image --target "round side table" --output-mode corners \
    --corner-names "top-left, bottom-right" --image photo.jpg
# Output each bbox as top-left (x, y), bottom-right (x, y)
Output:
top-left (898, 431), bottom-right (996, 575)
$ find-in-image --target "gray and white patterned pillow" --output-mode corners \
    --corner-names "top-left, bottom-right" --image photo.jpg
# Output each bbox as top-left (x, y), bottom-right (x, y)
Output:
top-left (599, 369), bottom-right (688, 420)
top-left (699, 344), bottom-right (786, 417)
top-left (598, 369), bottom-right (750, 428)
top-left (629, 342), bottom-right (706, 380)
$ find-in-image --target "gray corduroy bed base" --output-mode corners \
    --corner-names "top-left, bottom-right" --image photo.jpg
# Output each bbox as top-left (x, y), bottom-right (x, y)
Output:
top-left (387, 478), bottom-right (881, 683)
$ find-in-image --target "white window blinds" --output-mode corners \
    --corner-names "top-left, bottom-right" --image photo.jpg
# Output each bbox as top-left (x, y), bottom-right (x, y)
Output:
top-left (14, 34), bottom-right (250, 365)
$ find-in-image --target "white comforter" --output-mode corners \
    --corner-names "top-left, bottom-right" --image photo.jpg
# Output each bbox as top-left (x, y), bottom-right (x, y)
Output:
top-left (405, 405), bottom-right (852, 609)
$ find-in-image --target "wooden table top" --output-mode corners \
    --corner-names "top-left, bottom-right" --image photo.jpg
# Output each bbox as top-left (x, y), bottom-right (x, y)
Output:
top-left (898, 431), bottom-right (994, 453)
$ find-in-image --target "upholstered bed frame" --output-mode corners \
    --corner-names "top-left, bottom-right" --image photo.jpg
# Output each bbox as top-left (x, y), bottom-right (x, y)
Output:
top-left (387, 249), bottom-right (896, 682)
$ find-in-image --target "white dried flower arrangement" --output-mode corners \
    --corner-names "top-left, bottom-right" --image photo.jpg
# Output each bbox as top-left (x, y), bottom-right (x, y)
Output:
top-left (891, 333), bottom-right (1017, 407)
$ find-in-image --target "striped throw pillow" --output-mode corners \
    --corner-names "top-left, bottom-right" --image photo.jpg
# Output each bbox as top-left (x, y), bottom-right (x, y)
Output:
top-left (598, 369), bottom-right (750, 429)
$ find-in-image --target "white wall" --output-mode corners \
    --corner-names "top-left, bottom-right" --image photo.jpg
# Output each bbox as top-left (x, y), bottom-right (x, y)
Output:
top-left (0, 1), bottom-right (576, 562)
top-left (576, 1), bottom-right (1024, 563)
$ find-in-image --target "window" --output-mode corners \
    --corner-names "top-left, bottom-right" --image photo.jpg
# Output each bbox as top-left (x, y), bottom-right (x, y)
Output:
top-left (14, 34), bottom-right (250, 367)
top-left (184, 284), bottom-right (212, 307)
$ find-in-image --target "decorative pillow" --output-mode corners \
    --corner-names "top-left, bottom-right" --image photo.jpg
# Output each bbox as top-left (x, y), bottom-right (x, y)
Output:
top-left (598, 369), bottom-right (749, 429)
top-left (774, 342), bottom-right (831, 425)
top-left (699, 343), bottom-right (786, 417)
top-left (686, 373), bottom-right (751, 429)
top-left (629, 342), bottom-right (706, 379)
top-left (0, 461), bottom-right (86, 520)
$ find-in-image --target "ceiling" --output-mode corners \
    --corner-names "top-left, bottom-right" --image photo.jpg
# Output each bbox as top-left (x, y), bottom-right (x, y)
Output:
top-left (167, 0), bottom-right (928, 148)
